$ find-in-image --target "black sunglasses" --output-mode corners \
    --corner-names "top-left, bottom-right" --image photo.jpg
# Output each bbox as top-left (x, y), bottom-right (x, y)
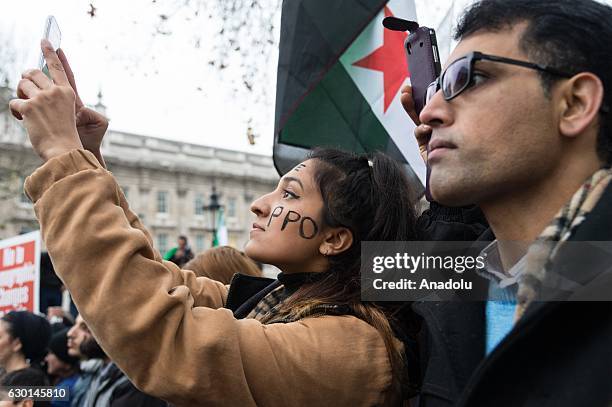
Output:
top-left (425, 51), bottom-right (575, 106)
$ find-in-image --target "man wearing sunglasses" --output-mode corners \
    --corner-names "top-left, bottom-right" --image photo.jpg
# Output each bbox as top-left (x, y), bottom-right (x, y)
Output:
top-left (401, 0), bottom-right (612, 406)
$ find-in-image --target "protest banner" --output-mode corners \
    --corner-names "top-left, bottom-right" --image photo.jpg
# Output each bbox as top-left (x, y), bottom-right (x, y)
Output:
top-left (0, 231), bottom-right (41, 315)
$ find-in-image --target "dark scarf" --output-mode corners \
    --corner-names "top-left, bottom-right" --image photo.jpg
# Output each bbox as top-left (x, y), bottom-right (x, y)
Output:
top-left (246, 271), bottom-right (344, 322)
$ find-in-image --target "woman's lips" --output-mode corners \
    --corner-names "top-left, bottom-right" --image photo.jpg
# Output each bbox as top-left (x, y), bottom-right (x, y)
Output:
top-left (251, 223), bottom-right (265, 232)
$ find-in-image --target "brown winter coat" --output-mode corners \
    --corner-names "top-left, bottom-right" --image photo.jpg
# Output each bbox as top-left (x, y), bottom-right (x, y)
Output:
top-left (25, 149), bottom-right (401, 407)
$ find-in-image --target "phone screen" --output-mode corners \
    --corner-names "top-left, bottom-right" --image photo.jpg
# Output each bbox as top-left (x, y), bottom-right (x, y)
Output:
top-left (39, 16), bottom-right (61, 77)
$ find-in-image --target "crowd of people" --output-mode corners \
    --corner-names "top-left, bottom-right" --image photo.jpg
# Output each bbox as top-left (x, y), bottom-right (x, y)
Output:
top-left (0, 243), bottom-right (261, 407)
top-left (3, 0), bottom-right (612, 405)
top-left (0, 308), bottom-right (167, 407)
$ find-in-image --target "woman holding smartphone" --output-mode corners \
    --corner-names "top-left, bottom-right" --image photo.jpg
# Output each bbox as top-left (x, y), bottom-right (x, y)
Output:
top-left (23, 148), bottom-right (415, 405)
top-left (10, 41), bottom-right (428, 406)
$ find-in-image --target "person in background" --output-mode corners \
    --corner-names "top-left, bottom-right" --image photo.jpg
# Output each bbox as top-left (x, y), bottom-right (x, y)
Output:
top-left (163, 235), bottom-right (194, 267)
top-left (45, 328), bottom-right (80, 407)
top-left (67, 315), bottom-right (165, 407)
top-left (46, 307), bottom-right (74, 332)
top-left (0, 311), bottom-right (51, 377)
top-left (184, 245), bottom-right (263, 284)
top-left (0, 367), bottom-right (50, 407)
top-left (65, 315), bottom-right (104, 407)
top-left (39, 252), bottom-right (63, 316)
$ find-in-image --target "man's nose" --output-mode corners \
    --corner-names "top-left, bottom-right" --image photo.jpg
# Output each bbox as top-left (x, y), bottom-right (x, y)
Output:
top-left (419, 88), bottom-right (453, 128)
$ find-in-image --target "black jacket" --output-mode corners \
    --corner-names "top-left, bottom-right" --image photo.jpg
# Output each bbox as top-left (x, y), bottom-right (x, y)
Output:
top-left (83, 362), bottom-right (167, 407)
top-left (414, 192), bottom-right (612, 407)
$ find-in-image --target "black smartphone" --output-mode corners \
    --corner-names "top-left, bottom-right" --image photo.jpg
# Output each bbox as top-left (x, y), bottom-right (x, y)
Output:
top-left (382, 17), bottom-right (440, 115)
top-left (405, 26), bottom-right (441, 116)
top-left (405, 26), bottom-right (441, 202)
top-left (383, 18), bottom-right (442, 201)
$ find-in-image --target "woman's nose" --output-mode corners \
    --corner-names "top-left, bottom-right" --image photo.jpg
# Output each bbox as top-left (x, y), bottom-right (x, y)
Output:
top-left (250, 192), bottom-right (271, 218)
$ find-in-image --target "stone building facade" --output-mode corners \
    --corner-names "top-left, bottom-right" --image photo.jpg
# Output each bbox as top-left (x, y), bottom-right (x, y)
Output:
top-left (0, 93), bottom-right (279, 257)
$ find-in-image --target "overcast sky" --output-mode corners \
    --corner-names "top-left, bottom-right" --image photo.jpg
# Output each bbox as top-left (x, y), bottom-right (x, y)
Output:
top-left (1, 0), bottom-right (281, 155)
top-left (2, 0), bottom-right (610, 156)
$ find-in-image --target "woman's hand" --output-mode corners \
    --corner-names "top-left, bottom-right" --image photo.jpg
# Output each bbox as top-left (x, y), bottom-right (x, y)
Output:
top-left (10, 40), bottom-right (83, 162)
top-left (400, 85), bottom-right (432, 164)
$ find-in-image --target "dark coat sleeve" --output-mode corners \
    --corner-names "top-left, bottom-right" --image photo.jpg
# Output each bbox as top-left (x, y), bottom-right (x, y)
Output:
top-left (110, 380), bottom-right (168, 407)
top-left (416, 202), bottom-right (489, 241)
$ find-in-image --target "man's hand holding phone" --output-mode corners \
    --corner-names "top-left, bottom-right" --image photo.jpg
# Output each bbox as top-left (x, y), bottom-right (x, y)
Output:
top-left (400, 85), bottom-right (432, 164)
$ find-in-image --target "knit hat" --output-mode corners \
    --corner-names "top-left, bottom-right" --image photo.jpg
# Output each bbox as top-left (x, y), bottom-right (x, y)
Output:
top-left (48, 328), bottom-right (79, 365)
top-left (1, 311), bottom-right (51, 363)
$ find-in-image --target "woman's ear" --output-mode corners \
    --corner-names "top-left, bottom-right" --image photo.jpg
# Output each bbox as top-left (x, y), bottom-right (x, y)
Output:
top-left (319, 227), bottom-right (353, 256)
top-left (11, 337), bottom-right (22, 355)
top-left (557, 72), bottom-right (605, 138)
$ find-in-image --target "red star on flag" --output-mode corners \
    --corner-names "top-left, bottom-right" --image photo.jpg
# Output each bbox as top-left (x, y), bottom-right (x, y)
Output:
top-left (352, 6), bottom-right (409, 113)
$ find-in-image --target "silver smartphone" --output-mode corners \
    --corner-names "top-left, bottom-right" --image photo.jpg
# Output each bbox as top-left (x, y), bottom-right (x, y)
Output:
top-left (39, 16), bottom-right (62, 77)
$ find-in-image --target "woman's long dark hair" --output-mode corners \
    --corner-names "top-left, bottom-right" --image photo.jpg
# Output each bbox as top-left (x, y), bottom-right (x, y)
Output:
top-left (261, 148), bottom-right (418, 387)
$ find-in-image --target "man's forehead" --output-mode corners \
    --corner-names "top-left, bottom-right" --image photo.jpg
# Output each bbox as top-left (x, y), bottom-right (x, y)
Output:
top-left (445, 24), bottom-right (527, 70)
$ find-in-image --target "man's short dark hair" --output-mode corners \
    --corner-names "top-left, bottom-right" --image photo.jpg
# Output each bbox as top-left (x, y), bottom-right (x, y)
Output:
top-left (455, 0), bottom-right (612, 164)
top-left (178, 235), bottom-right (188, 242)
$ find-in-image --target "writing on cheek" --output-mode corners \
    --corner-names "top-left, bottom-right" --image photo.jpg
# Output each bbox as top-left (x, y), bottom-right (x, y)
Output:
top-left (299, 217), bottom-right (318, 239)
top-left (267, 206), bottom-right (284, 228)
top-left (281, 210), bottom-right (319, 240)
top-left (281, 210), bottom-right (301, 231)
top-left (292, 163), bottom-right (306, 172)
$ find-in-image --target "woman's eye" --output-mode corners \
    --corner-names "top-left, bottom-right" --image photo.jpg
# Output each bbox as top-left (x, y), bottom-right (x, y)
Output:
top-left (282, 190), bottom-right (298, 199)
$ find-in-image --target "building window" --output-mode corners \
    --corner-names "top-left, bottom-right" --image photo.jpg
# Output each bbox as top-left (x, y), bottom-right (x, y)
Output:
top-left (227, 197), bottom-right (237, 218)
top-left (157, 191), bottom-right (168, 213)
top-left (194, 194), bottom-right (204, 215)
top-left (195, 234), bottom-right (205, 252)
top-left (157, 233), bottom-right (168, 254)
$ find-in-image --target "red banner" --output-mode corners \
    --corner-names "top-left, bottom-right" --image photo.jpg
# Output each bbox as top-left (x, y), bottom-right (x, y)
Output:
top-left (0, 231), bottom-right (41, 316)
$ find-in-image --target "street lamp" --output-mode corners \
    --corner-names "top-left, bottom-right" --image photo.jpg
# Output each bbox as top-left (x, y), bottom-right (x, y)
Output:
top-left (202, 186), bottom-right (222, 246)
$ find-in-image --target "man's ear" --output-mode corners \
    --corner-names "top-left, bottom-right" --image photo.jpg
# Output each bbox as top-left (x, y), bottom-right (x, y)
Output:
top-left (557, 72), bottom-right (605, 137)
top-left (319, 227), bottom-right (353, 256)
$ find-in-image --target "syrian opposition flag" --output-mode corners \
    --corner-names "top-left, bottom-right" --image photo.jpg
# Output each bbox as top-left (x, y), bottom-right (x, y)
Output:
top-left (274, 0), bottom-right (424, 192)
top-left (212, 209), bottom-right (229, 247)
